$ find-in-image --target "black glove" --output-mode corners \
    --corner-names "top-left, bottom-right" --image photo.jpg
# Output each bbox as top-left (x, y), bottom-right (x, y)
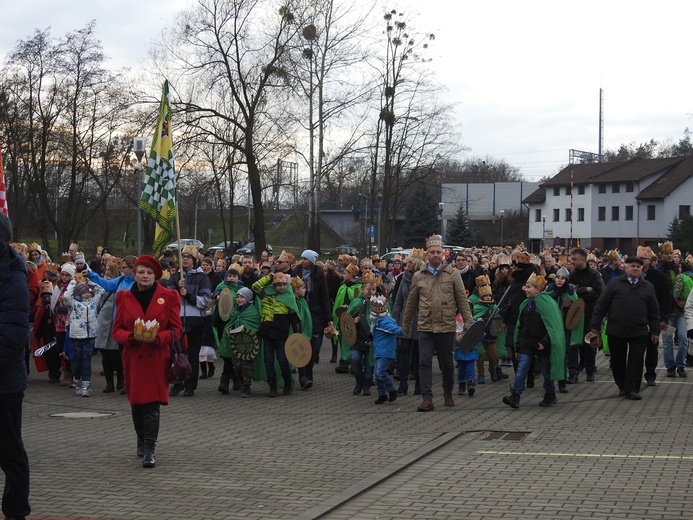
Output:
top-left (57, 306), bottom-right (69, 315)
top-left (687, 329), bottom-right (693, 339)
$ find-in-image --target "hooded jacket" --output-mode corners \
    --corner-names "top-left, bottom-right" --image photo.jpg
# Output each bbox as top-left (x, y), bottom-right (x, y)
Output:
top-left (166, 266), bottom-right (212, 332)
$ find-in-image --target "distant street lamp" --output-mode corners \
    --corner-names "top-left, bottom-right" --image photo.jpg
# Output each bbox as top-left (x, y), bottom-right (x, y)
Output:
top-left (133, 136), bottom-right (146, 256)
top-left (303, 23), bottom-right (319, 251)
top-left (499, 210), bottom-right (505, 247)
top-left (438, 202), bottom-right (445, 239)
top-left (542, 215), bottom-right (546, 250)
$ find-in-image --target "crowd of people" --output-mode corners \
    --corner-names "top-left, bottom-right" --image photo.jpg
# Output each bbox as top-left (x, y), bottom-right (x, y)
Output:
top-left (3, 222), bottom-right (693, 518)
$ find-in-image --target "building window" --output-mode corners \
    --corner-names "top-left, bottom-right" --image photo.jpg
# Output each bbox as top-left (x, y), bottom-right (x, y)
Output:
top-left (598, 185), bottom-right (606, 194)
top-left (625, 206), bottom-right (633, 220)
top-left (625, 181), bottom-right (634, 192)
top-left (565, 186), bottom-right (571, 196)
top-left (553, 187), bottom-right (560, 196)
top-left (647, 205), bottom-right (655, 220)
top-left (577, 208), bottom-right (585, 221)
top-left (553, 208), bottom-right (560, 222)
top-left (598, 207), bottom-right (606, 221)
top-left (680, 205), bottom-right (691, 219)
top-left (565, 208), bottom-right (572, 221)
top-left (535, 209), bottom-right (542, 222)
top-left (578, 185), bottom-right (585, 195)
top-left (612, 183), bottom-right (620, 193)
top-left (611, 206), bottom-right (619, 220)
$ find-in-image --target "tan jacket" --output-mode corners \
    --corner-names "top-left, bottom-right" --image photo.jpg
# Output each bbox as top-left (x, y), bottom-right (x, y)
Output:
top-left (401, 263), bottom-right (473, 335)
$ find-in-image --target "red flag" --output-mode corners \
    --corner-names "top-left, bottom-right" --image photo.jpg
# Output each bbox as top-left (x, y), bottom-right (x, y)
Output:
top-left (0, 145), bottom-right (7, 216)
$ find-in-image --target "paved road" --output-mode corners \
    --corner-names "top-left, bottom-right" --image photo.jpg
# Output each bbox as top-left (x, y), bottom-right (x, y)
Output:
top-left (21, 344), bottom-right (693, 520)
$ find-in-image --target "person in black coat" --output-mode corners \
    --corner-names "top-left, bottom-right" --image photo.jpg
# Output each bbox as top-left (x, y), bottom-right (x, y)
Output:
top-left (0, 214), bottom-right (31, 520)
top-left (292, 249), bottom-right (333, 388)
top-left (568, 248), bottom-right (605, 383)
top-left (638, 246), bottom-right (670, 385)
top-left (590, 257), bottom-right (660, 400)
top-left (599, 250), bottom-right (625, 284)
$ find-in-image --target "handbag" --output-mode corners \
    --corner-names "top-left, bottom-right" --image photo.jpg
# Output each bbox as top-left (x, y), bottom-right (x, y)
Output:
top-left (169, 332), bottom-right (192, 384)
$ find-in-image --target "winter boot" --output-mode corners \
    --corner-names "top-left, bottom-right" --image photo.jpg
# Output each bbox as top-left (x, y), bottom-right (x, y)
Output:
top-left (388, 390), bottom-right (398, 402)
top-left (566, 370), bottom-right (579, 384)
top-left (131, 405), bottom-right (145, 458)
top-left (558, 380), bottom-right (568, 393)
top-left (503, 390), bottom-right (521, 409)
top-left (335, 359), bottom-right (350, 374)
top-left (74, 378), bottom-right (83, 396)
top-left (60, 370), bottom-right (72, 386)
top-left (199, 362), bottom-right (208, 379)
top-left (467, 381), bottom-right (476, 397)
top-left (496, 366), bottom-right (509, 380)
top-left (142, 403), bottom-right (160, 468)
top-left (374, 394), bottom-right (388, 404)
top-left (81, 381), bottom-right (92, 397)
top-left (283, 380), bottom-right (293, 395)
top-left (458, 381), bottom-right (466, 395)
top-left (207, 362), bottom-right (215, 378)
top-left (218, 374), bottom-right (230, 394)
top-left (539, 393), bottom-right (558, 407)
top-left (268, 380), bottom-right (278, 398)
top-left (240, 384), bottom-right (251, 398)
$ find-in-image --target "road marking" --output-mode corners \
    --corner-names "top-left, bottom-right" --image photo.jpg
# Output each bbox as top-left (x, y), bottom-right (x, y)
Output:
top-left (477, 450), bottom-right (693, 460)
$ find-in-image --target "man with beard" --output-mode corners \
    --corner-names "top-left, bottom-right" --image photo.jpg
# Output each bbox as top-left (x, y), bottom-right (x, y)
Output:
top-left (239, 254), bottom-right (260, 288)
top-left (499, 251), bottom-right (537, 374)
top-left (657, 241), bottom-right (687, 377)
top-left (567, 248), bottom-right (605, 383)
top-left (637, 246), bottom-right (670, 385)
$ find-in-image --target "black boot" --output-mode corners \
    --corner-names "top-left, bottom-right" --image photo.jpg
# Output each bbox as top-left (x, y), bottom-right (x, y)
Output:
top-left (539, 393), bottom-right (558, 407)
top-left (207, 362), bottom-right (215, 378)
top-left (131, 405), bottom-right (145, 458)
top-left (218, 374), bottom-right (230, 394)
top-left (268, 380), bottom-right (278, 398)
top-left (142, 403), bottom-right (160, 468)
top-left (558, 380), bottom-right (568, 393)
top-left (503, 391), bottom-right (521, 409)
top-left (335, 359), bottom-right (350, 374)
top-left (283, 379), bottom-right (292, 395)
top-left (199, 362), bottom-right (208, 379)
top-left (496, 366), bottom-right (509, 380)
top-left (102, 354), bottom-right (114, 393)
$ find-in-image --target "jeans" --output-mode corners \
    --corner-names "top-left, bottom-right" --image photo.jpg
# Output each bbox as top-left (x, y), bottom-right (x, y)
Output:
top-left (609, 335), bottom-right (647, 393)
top-left (374, 358), bottom-right (396, 395)
top-left (418, 331), bottom-right (455, 400)
top-left (457, 359), bottom-right (476, 384)
top-left (298, 334), bottom-right (323, 382)
top-left (662, 311), bottom-right (688, 370)
top-left (263, 337), bottom-right (291, 384)
top-left (350, 349), bottom-right (373, 391)
top-left (513, 354), bottom-right (554, 396)
top-left (71, 337), bottom-right (95, 382)
top-left (0, 392), bottom-right (30, 519)
top-left (397, 338), bottom-right (420, 394)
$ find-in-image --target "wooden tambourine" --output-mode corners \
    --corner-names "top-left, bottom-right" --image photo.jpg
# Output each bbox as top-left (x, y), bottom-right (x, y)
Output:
top-left (217, 288), bottom-right (234, 322)
top-left (339, 311), bottom-right (358, 346)
top-left (285, 333), bottom-right (312, 368)
top-left (565, 298), bottom-right (585, 331)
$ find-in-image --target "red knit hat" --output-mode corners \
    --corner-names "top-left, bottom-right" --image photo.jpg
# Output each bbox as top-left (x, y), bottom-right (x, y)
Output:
top-left (134, 255), bottom-right (163, 280)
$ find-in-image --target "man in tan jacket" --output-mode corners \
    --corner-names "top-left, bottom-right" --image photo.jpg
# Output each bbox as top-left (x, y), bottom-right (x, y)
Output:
top-left (402, 234), bottom-right (474, 411)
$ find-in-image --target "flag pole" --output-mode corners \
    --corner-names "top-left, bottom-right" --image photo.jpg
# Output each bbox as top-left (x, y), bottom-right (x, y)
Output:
top-left (175, 185), bottom-right (183, 280)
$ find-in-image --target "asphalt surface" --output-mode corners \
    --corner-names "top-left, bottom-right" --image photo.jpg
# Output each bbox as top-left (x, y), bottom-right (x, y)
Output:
top-left (20, 342), bottom-right (693, 520)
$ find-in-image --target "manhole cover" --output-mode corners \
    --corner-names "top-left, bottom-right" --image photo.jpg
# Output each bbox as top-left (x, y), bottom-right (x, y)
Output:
top-left (479, 430), bottom-right (529, 441)
top-left (50, 412), bottom-right (114, 419)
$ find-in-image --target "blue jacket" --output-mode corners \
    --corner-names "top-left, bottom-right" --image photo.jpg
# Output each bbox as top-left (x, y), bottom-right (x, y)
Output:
top-left (372, 316), bottom-right (402, 359)
top-left (0, 245), bottom-right (29, 394)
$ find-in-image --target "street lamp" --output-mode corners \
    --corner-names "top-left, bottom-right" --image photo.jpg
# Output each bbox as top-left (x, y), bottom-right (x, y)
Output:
top-left (499, 210), bottom-right (505, 247)
top-left (541, 215), bottom-right (546, 250)
top-left (303, 24), bottom-right (319, 251)
top-left (133, 136), bottom-right (146, 256)
top-left (438, 202), bottom-right (445, 239)
top-left (376, 193), bottom-right (382, 256)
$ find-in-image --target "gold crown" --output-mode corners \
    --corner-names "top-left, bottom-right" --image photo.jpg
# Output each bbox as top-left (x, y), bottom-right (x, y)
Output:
top-left (213, 250), bottom-right (225, 259)
top-left (345, 264), bottom-right (359, 277)
top-left (107, 256), bottom-right (122, 266)
top-left (426, 234), bottom-right (443, 249)
top-left (61, 252), bottom-right (72, 263)
top-left (133, 318), bottom-right (160, 343)
top-left (290, 276), bottom-right (305, 290)
top-left (227, 263), bottom-right (242, 275)
top-left (526, 272), bottom-right (546, 291)
top-left (586, 253), bottom-right (597, 262)
top-left (181, 245), bottom-right (198, 257)
top-left (362, 271), bottom-right (377, 284)
top-left (279, 250), bottom-right (295, 264)
top-left (659, 241), bottom-right (673, 253)
top-left (273, 272), bottom-right (288, 285)
top-left (28, 242), bottom-right (41, 253)
top-left (361, 257), bottom-right (373, 267)
top-left (478, 284), bottom-right (493, 300)
top-left (606, 250), bottom-right (621, 262)
top-left (475, 274), bottom-right (491, 288)
top-left (11, 243), bottom-right (27, 257)
top-left (44, 263), bottom-right (61, 276)
top-left (409, 248), bottom-right (426, 261)
top-left (370, 296), bottom-right (387, 314)
top-left (512, 251), bottom-right (530, 265)
top-left (39, 281), bottom-right (53, 295)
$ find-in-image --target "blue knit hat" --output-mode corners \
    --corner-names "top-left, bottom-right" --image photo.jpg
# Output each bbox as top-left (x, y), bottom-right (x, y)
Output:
top-left (300, 249), bottom-right (318, 264)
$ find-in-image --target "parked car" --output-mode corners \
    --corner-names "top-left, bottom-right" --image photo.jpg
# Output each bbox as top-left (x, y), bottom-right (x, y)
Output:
top-left (336, 244), bottom-right (358, 255)
top-left (165, 239), bottom-right (204, 252)
top-left (207, 241), bottom-right (236, 254)
top-left (380, 248), bottom-right (411, 262)
top-left (236, 242), bottom-right (273, 255)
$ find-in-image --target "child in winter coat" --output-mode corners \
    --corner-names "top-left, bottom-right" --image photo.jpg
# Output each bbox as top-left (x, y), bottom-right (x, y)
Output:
top-left (64, 279), bottom-right (104, 397)
top-left (371, 296), bottom-right (402, 404)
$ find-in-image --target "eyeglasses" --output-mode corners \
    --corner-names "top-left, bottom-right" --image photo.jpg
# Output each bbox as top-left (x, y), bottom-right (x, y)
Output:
top-left (181, 254), bottom-right (194, 259)
top-left (555, 275), bottom-right (567, 280)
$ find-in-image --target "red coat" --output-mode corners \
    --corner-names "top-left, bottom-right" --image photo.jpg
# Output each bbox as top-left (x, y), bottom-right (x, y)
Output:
top-left (113, 284), bottom-right (183, 405)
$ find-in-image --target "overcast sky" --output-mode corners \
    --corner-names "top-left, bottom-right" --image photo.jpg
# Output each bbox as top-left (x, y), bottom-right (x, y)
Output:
top-left (2, 0), bottom-right (692, 181)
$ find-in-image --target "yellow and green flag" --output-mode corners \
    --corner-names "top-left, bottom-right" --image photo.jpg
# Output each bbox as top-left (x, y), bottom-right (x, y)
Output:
top-left (140, 80), bottom-right (176, 257)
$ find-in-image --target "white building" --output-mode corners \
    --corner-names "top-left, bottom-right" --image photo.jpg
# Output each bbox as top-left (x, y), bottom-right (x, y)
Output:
top-left (523, 156), bottom-right (693, 254)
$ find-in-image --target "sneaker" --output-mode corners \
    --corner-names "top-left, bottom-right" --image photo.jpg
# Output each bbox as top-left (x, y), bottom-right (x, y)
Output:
top-left (240, 385), bottom-right (251, 398)
top-left (375, 394), bottom-right (388, 405)
top-left (458, 382), bottom-right (466, 395)
top-left (667, 370), bottom-right (677, 377)
top-left (169, 384), bottom-right (183, 396)
top-left (468, 385), bottom-right (475, 397)
top-left (646, 379), bottom-right (656, 387)
top-left (677, 368), bottom-right (687, 378)
top-left (183, 388), bottom-right (195, 397)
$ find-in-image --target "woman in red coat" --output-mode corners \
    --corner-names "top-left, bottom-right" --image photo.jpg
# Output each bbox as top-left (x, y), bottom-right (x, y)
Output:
top-left (113, 255), bottom-right (182, 468)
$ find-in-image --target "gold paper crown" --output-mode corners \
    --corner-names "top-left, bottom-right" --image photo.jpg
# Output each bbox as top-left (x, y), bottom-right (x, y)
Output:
top-left (28, 242), bottom-right (41, 253)
top-left (475, 274), bottom-right (491, 288)
top-left (371, 254), bottom-right (379, 261)
top-left (44, 263), bottom-right (61, 276)
top-left (61, 252), bottom-right (72, 263)
top-left (409, 248), bottom-right (426, 261)
top-left (182, 245), bottom-right (198, 258)
top-left (279, 250), bottom-right (295, 264)
top-left (659, 241), bottom-right (673, 253)
top-left (362, 271), bottom-right (377, 284)
top-left (69, 242), bottom-right (79, 251)
top-left (512, 251), bottom-right (530, 265)
top-left (344, 264), bottom-right (359, 277)
top-left (426, 234), bottom-right (443, 249)
top-left (272, 272), bottom-right (288, 285)
top-left (39, 281), bottom-right (53, 295)
top-left (376, 260), bottom-right (386, 269)
top-left (586, 253), bottom-right (597, 262)
top-left (107, 256), bottom-right (122, 266)
top-left (11, 243), bottom-right (27, 257)
top-left (337, 254), bottom-right (349, 265)
top-left (606, 250), bottom-right (621, 262)
top-left (478, 284), bottom-right (493, 300)
top-left (133, 318), bottom-right (160, 343)
top-left (370, 296), bottom-right (387, 314)
top-left (227, 263), bottom-right (242, 275)
top-left (361, 257), bottom-right (373, 267)
top-left (290, 276), bottom-right (305, 290)
top-left (213, 250), bottom-right (224, 259)
top-left (96, 246), bottom-right (104, 254)
top-left (636, 245), bottom-right (653, 259)
top-left (526, 272), bottom-right (546, 291)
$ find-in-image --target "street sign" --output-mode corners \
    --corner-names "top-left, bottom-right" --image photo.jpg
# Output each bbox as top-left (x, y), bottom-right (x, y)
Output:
top-left (369, 225), bottom-right (375, 237)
